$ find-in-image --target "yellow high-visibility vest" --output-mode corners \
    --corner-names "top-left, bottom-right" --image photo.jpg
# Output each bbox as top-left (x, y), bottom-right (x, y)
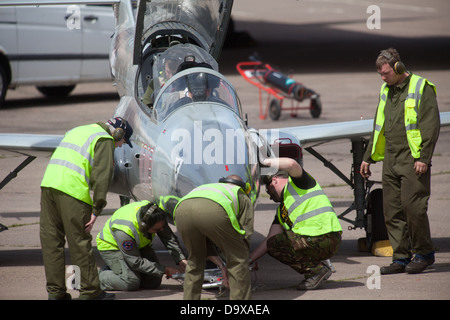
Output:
top-left (96, 201), bottom-right (154, 251)
top-left (371, 74), bottom-right (436, 161)
top-left (174, 183), bottom-right (246, 235)
top-left (40, 124), bottom-right (113, 205)
top-left (277, 176), bottom-right (342, 236)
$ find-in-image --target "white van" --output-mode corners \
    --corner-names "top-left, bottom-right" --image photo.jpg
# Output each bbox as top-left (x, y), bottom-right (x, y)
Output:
top-left (0, 4), bottom-right (115, 107)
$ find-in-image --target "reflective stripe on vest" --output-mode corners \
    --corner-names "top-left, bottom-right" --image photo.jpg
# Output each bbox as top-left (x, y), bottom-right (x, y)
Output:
top-left (277, 176), bottom-right (341, 236)
top-left (41, 124), bottom-right (113, 205)
top-left (174, 183), bottom-right (245, 235)
top-left (96, 201), bottom-right (154, 251)
top-left (371, 75), bottom-right (436, 161)
top-left (371, 83), bottom-right (388, 161)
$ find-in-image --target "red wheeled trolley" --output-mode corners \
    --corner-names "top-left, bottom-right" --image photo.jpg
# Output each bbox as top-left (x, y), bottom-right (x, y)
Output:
top-left (236, 60), bottom-right (322, 120)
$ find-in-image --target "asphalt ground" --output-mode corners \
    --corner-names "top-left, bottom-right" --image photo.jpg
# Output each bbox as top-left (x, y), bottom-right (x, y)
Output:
top-left (0, 0), bottom-right (449, 309)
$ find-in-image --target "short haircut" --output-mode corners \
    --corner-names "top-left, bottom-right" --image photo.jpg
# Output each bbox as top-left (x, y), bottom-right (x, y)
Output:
top-left (376, 48), bottom-right (401, 70)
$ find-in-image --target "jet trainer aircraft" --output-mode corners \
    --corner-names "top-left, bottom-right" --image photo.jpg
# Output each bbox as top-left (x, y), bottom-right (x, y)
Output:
top-left (1, 0), bottom-right (450, 249)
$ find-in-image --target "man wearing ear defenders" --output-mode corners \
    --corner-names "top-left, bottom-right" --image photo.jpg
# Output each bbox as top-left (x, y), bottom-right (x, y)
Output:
top-left (96, 200), bottom-right (187, 291)
top-left (251, 157), bottom-right (342, 290)
top-left (361, 48), bottom-right (440, 275)
top-left (40, 117), bottom-right (133, 300)
top-left (174, 175), bottom-right (254, 300)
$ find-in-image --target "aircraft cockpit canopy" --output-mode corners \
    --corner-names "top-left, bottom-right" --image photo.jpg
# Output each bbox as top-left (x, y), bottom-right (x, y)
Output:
top-left (153, 68), bottom-right (242, 121)
top-left (137, 43), bottom-right (220, 108)
top-left (151, 44), bottom-right (218, 96)
top-left (139, 0), bottom-right (232, 60)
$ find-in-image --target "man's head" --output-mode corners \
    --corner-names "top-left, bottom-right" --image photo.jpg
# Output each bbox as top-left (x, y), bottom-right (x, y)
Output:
top-left (176, 60), bottom-right (219, 101)
top-left (187, 72), bottom-right (210, 101)
top-left (138, 203), bottom-right (167, 234)
top-left (219, 174), bottom-right (251, 195)
top-left (376, 48), bottom-right (407, 86)
top-left (107, 117), bottom-right (133, 148)
top-left (263, 172), bottom-right (289, 203)
top-left (164, 59), bottom-right (178, 79)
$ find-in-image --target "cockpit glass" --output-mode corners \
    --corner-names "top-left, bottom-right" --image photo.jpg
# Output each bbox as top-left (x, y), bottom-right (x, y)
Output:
top-left (153, 69), bottom-right (241, 121)
top-left (152, 44), bottom-right (218, 96)
top-left (143, 0), bottom-right (222, 48)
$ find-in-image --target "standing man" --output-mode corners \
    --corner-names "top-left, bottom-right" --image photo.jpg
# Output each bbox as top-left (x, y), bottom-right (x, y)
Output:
top-left (40, 117), bottom-right (133, 300)
top-left (174, 175), bottom-right (254, 300)
top-left (360, 48), bottom-right (440, 274)
top-left (96, 200), bottom-right (187, 291)
top-left (251, 157), bottom-right (342, 290)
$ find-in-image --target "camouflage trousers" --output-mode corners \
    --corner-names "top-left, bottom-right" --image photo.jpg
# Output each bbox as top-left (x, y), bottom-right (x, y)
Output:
top-left (267, 230), bottom-right (342, 278)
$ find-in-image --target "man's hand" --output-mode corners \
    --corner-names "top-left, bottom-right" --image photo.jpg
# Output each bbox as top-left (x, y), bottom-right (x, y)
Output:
top-left (165, 266), bottom-right (182, 278)
top-left (85, 214), bottom-right (97, 233)
top-left (360, 161), bottom-right (372, 179)
top-left (414, 161), bottom-right (428, 175)
top-left (219, 265), bottom-right (230, 288)
top-left (178, 259), bottom-right (188, 272)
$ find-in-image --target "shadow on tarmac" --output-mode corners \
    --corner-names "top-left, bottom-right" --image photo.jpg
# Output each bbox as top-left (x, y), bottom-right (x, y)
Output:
top-left (4, 19), bottom-right (449, 108)
top-left (219, 19), bottom-right (450, 74)
top-left (2, 237), bottom-right (449, 268)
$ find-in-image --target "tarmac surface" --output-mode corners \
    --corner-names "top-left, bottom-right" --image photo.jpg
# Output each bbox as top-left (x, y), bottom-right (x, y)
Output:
top-left (0, 0), bottom-right (449, 307)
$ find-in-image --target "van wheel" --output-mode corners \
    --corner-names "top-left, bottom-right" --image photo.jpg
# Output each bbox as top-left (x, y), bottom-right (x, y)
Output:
top-left (0, 64), bottom-right (8, 108)
top-left (36, 85), bottom-right (76, 98)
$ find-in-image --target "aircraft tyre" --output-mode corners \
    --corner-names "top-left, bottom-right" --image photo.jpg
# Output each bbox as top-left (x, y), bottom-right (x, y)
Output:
top-left (269, 98), bottom-right (281, 120)
top-left (365, 188), bottom-right (389, 250)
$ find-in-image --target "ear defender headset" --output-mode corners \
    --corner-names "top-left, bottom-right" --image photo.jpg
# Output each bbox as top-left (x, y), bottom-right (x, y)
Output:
top-left (379, 50), bottom-right (406, 75)
top-left (138, 203), bottom-right (162, 233)
top-left (219, 177), bottom-right (252, 195)
top-left (109, 117), bottom-right (128, 142)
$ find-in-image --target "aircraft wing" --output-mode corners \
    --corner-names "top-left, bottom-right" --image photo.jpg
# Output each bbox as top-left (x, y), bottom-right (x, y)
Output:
top-left (0, 133), bottom-right (62, 157)
top-left (0, 133), bottom-right (62, 191)
top-left (264, 111), bottom-right (450, 147)
top-left (277, 119), bottom-right (374, 146)
top-left (1, 112), bottom-right (449, 157)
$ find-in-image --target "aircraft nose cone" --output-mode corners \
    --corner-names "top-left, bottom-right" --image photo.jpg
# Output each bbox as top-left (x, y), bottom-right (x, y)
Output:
top-left (152, 104), bottom-right (257, 205)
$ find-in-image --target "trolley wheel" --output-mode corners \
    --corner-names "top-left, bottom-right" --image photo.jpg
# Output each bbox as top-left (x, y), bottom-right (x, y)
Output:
top-left (310, 97), bottom-right (322, 118)
top-left (269, 99), bottom-right (281, 120)
top-left (365, 188), bottom-right (389, 250)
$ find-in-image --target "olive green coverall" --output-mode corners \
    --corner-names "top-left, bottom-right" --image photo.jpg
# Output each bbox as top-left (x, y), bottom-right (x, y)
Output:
top-left (40, 122), bottom-right (114, 300)
top-left (363, 74), bottom-right (440, 261)
top-left (175, 186), bottom-right (254, 300)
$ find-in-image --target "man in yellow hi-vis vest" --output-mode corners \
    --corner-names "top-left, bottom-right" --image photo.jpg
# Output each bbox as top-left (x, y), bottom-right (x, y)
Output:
top-left (174, 175), bottom-right (254, 300)
top-left (40, 117), bottom-right (133, 300)
top-left (96, 201), bottom-right (187, 291)
top-left (250, 157), bottom-right (342, 290)
top-left (361, 48), bottom-right (440, 275)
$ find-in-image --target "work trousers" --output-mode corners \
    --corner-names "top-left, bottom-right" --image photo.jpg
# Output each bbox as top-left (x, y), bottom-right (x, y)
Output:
top-left (267, 230), bottom-right (341, 278)
top-left (98, 247), bottom-right (162, 291)
top-left (40, 187), bottom-right (102, 299)
top-left (382, 152), bottom-right (434, 260)
top-left (175, 198), bottom-right (251, 300)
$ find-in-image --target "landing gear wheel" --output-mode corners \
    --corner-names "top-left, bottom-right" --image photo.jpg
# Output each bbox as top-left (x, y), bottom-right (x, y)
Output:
top-left (269, 99), bottom-right (281, 120)
top-left (365, 188), bottom-right (389, 251)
